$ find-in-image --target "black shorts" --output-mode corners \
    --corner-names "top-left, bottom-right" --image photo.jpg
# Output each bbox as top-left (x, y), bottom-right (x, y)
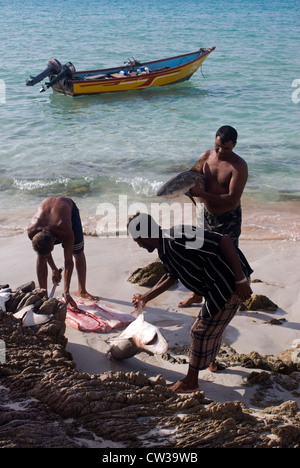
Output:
top-left (71, 201), bottom-right (84, 254)
top-left (55, 200), bottom-right (84, 254)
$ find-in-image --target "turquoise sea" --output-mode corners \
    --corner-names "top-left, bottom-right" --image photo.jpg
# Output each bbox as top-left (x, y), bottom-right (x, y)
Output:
top-left (1, 0), bottom-right (300, 240)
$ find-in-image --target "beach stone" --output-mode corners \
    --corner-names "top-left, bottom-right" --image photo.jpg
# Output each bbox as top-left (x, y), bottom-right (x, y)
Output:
top-left (289, 372), bottom-right (300, 383)
top-left (21, 294), bottom-right (43, 308)
top-left (239, 294), bottom-right (278, 311)
top-left (32, 288), bottom-right (48, 300)
top-left (16, 292), bottom-right (42, 311)
top-left (264, 318), bottom-right (286, 325)
top-left (291, 349), bottom-right (300, 364)
top-left (291, 339), bottom-right (300, 349)
top-left (247, 371), bottom-right (272, 387)
top-left (39, 298), bottom-right (59, 316)
top-left (128, 259), bottom-right (165, 287)
top-left (215, 344), bottom-right (300, 375)
top-left (262, 400), bottom-right (299, 417)
top-left (272, 424), bottom-right (300, 447)
top-left (16, 281), bottom-right (35, 293)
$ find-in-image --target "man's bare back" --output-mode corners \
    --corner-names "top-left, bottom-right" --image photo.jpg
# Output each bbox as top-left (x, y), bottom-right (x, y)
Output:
top-left (28, 197), bottom-right (74, 244)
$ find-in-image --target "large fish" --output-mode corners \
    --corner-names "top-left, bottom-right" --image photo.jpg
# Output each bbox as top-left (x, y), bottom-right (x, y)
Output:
top-left (156, 170), bottom-right (205, 205)
top-left (107, 304), bottom-right (168, 360)
top-left (13, 305), bottom-right (53, 327)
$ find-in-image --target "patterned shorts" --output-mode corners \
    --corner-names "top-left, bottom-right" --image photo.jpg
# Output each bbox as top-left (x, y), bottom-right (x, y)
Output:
top-left (189, 294), bottom-right (241, 371)
top-left (204, 205), bottom-right (242, 247)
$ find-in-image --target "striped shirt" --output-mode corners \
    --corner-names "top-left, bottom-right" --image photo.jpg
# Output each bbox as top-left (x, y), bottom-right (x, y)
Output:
top-left (158, 226), bottom-right (253, 318)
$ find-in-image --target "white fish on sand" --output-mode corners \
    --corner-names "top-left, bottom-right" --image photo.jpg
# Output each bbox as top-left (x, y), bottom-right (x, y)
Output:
top-left (13, 306), bottom-right (52, 327)
top-left (107, 304), bottom-right (168, 360)
top-left (0, 289), bottom-right (11, 312)
top-left (156, 170), bottom-right (205, 205)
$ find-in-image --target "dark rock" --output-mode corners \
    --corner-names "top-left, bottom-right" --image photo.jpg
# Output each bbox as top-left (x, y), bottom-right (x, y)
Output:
top-left (128, 260), bottom-right (165, 287)
top-left (264, 318), bottom-right (286, 325)
top-left (16, 281), bottom-right (35, 293)
top-left (239, 294), bottom-right (278, 311)
top-left (39, 298), bottom-right (60, 316)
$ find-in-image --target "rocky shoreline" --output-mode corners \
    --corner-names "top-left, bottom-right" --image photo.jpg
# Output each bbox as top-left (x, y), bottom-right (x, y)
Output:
top-left (1, 284), bottom-right (300, 448)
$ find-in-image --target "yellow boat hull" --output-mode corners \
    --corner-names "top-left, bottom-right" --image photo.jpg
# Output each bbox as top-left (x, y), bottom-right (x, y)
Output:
top-left (72, 53), bottom-right (210, 96)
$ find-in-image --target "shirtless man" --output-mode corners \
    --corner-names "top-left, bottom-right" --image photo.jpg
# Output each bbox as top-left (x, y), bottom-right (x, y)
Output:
top-left (28, 197), bottom-right (98, 309)
top-left (178, 126), bottom-right (248, 321)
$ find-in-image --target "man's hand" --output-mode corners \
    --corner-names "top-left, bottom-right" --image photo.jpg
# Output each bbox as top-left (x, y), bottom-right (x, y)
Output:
top-left (132, 294), bottom-right (147, 310)
top-left (52, 268), bottom-right (62, 284)
top-left (64, 293), bottom-right (78, 310)
top-left (132, 275), bottom-right (177, 310)
top-left (235, 281), bottom-right (252, 302)
top-left (189, 177), bottom-right (206, 201)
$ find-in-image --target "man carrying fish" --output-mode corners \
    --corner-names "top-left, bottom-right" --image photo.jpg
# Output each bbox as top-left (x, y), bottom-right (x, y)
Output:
top-left (191, 125), bottom-right (247, 241)
top-left (179, 125), bottom-right (248, 308)
top-left (28, 197), bottom-right (98, 308)
top-left (128, 212), bottom-right (253, 394)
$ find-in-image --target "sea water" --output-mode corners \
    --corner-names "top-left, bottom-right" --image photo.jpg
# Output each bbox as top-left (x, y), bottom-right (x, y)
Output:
top-left (0, 0), bottom-right (299, 240)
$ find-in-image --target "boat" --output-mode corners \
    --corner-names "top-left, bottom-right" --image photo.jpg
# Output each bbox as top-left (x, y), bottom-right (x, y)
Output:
top-left (26, 47), bottom-right (215, 96)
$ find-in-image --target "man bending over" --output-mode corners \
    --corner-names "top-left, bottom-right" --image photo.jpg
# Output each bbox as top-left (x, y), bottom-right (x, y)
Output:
top-left (28, 197), bottom-right (98, 309)
top-left (128, 212), bottom-right (253, 393)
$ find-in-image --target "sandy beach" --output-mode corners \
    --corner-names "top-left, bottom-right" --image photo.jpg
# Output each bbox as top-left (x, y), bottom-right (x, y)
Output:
top-left (1, 231), bottom-right (299, 410)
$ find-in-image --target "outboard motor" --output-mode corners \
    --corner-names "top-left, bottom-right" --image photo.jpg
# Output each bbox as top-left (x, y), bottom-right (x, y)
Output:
top-left (40, 62), bottom-right (76, 92)
top-left (26, 59), bottom-right (62, 86)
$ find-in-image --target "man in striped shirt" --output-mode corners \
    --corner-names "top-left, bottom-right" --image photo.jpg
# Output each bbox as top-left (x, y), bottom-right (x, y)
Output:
top-left (28, 197), bottom-right (98, 308)
top-left (128, 212), bottom-right (253, 394)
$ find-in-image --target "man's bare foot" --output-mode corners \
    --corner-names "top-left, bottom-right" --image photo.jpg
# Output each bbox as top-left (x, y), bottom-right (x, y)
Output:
top-left (178, 294), bottom-right (203, 308)
top-left (208, 361), bottom-right (224, 372)
top-left (208, 362), bottom-right (218, 372)
top-left (78, 292), bottom-right (99, 301)
top-left (167, 380), bottom-right (199, 394)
